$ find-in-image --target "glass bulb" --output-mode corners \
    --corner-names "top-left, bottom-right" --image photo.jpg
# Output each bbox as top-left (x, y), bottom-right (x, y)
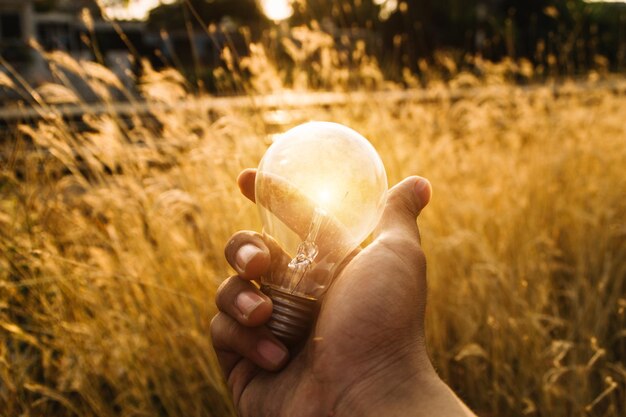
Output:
top-left (255, 121), bottom-right (388, 345)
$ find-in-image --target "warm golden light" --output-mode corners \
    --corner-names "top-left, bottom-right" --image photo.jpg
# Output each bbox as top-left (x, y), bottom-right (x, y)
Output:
top-left (258, 0), bottom-right (294, 22)
top-left (316, 188), bottom-right (333, 209)
top-left (256, 121), bottom-right (388, 298)
top-left (103, 0), bottom-right (177, 21)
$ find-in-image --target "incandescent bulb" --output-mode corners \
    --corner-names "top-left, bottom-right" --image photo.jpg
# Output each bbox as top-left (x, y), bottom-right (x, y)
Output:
top-left (255, 121), bottom-right (388, 346)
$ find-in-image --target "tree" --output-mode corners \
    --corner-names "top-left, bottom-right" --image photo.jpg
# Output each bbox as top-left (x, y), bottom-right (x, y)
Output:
top-left (146, 0), bottom-right (264, 31)
top-left (291, 0), bottom-right (382, 28)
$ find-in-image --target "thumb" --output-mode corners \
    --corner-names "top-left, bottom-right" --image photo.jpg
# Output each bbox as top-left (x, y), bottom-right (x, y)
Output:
top-left (374, 176), bottom-right (432, 242)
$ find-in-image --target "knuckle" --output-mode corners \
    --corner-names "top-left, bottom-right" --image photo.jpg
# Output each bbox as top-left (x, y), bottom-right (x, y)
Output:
top-left (224, 235), bottom-right (238, 257)
top-left (209, 313), bottom-right (224, 341)
top-left (216, 276), bottom-right (232, 294)
top-left (394, 190), bottom-right (414, 211)
top-left (389, 182), bottom-right (420, 212)
top-left (377, 234), bottom-right (425, 271)
top-left (215, 276), bottom-right (235, 308)
top-left (224, 230), bottom-right (256, 255)
top-left (215, 276), bottom-right (253, 314)
top-left (210, 312), bottom-right (239, 346)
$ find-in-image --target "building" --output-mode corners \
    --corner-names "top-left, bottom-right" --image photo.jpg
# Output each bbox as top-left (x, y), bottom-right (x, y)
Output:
top-left (0, 0), bottom-right (35, 64)
top-left (0, 0), bottom-right (147, 100)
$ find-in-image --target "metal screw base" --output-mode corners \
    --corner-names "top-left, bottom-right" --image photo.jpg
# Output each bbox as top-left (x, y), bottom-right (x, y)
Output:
top-left (260, 284), bottom-right (318, 347)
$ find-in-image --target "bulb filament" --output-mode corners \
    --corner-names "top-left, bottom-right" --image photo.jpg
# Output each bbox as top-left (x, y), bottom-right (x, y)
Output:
top-left (287, 207), bottom-right (327, 293)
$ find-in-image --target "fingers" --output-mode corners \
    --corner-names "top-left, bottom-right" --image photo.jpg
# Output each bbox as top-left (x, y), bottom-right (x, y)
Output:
top-left (254, 172), bottom-right (353, 260)
top-left (236, 169), bottom-right (353, 261)
top-left (211, 313), bottom-right (289, 373)
top-left (374, 176), bottom-right (431, 243)
top-left (215, 231), bottom-right (291, 374)
top-left (240, 169), bottom-right (322, 239)
top-left (239, 169), bottom-right (326, 241)
top-left (237, 169), bottom-right (257, 203)
top-left (225, 231), bottom-right (292, 279)
top-left (255, 172), bottom-right (323, 239)
top-left (241, 169), bottom-right (318, 233)
top-left (224, 231), bottom-right (271, 279)
top-left (216, 276), bottom-right (273, 327)
top-left (238, 169), bottom-right (432, 246)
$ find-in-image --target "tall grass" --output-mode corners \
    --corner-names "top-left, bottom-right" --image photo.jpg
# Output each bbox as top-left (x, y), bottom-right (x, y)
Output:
top-left (1, 31), bottom-right (625, 417)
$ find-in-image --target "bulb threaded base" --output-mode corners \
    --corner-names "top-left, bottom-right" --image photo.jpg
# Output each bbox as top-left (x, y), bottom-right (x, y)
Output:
top-left (260, 285), bottom-right (318, 347)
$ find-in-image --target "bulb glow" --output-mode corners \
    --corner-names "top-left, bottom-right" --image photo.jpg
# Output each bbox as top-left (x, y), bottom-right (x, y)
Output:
top-left (315, 188), bottom-right (333, 209)
top-left (255, 121), bottom-right (388, 299)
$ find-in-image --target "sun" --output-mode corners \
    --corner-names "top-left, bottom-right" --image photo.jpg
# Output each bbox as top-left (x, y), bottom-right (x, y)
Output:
top-left (258, 0), bottom-right (294, 22)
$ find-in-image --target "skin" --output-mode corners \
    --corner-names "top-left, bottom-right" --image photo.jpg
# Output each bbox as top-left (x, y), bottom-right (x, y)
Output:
top-left (211, 169), bottom-right (477, 417)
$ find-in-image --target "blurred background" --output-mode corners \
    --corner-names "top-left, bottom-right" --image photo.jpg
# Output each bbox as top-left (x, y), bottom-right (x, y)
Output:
top-left (1, 0), bottom-right (626, 96)
top-left (0, 1), bottom-right (625, 417)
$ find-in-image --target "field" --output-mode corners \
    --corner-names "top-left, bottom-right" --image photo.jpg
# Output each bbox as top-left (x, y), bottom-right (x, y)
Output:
top-left (1, 40), bottom-right (626, 417)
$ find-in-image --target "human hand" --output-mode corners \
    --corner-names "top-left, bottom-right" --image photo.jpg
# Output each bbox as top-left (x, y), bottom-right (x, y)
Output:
top-left (211, 169), bottom-right (476, 417)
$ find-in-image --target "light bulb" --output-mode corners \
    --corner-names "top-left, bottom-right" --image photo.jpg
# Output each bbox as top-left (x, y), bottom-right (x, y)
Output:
top-left (255, 121), bottom-right (388, 346)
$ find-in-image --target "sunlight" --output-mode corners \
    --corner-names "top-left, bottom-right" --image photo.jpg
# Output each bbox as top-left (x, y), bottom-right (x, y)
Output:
top-left (103, 0), bottom-right (177, 21)
top-left (258, 0), bottom-right (294, 22)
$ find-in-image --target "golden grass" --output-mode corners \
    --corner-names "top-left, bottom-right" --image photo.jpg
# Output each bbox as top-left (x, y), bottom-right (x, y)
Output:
top-left (1, 43), bottom-right (625, 417)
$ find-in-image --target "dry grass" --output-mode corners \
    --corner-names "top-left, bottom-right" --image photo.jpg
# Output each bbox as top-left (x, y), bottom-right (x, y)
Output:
top-left (1, 36), bottom-right (625, 417)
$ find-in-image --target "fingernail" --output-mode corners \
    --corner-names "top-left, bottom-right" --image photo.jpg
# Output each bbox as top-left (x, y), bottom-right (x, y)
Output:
top-left (235, 291), bottom-right (265, 318)
top-left (257, 339), bottom-right (288, 367)
top-left (236, 244), bottom-right (262, 272)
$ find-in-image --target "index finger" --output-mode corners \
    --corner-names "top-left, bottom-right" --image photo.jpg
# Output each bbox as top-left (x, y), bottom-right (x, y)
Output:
top-left (236, 169), bottom-right (353, 261)
top-left (237, 169), bottom-right (256, 203)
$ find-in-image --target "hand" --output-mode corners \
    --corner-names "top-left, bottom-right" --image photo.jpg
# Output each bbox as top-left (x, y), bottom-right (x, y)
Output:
top-left (211, 169), bottom-right (476, 417)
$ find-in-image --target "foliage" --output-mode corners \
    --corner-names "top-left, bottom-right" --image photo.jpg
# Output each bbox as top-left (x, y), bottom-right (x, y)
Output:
top-left (1, 31), bottom-right (626, 417)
